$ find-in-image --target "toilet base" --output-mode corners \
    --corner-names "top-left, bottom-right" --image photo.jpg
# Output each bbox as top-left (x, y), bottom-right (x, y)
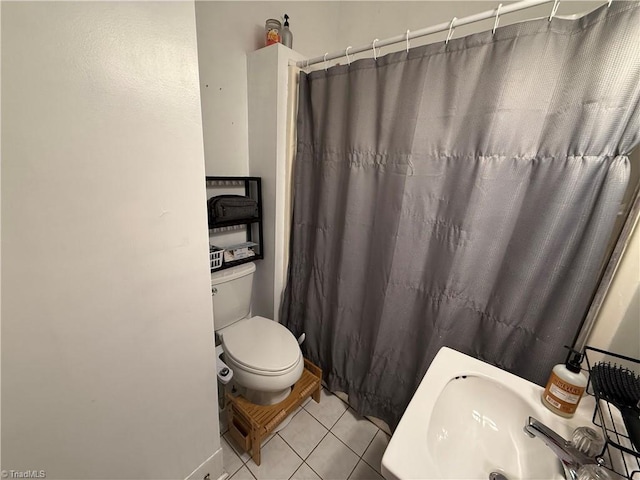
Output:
top-left (242, 386), bottom-right (292, 406)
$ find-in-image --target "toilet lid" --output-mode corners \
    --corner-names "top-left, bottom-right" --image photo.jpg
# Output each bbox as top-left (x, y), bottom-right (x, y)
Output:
top-left (221, 316), bottom-right (300, 373)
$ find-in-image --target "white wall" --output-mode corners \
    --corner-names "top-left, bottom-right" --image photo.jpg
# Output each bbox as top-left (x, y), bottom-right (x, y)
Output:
top-left (246, 45), bottom-right (305, 321)
top-left (588, 210), bottom-right (640, 359)
top-left (1, 2), bottom-right (222, 479)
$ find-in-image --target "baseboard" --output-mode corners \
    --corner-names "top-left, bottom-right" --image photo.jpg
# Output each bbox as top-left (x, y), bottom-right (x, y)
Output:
top-left (185, 446), bottom-right (224, 480)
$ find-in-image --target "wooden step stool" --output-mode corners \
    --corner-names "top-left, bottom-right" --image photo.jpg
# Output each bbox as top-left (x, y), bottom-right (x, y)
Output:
top-left (226, 358), bottom-right (322, 466)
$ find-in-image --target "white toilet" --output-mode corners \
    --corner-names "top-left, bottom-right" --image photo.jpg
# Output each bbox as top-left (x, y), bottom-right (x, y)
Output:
top-left (212, 262), bottom-right (304, 405)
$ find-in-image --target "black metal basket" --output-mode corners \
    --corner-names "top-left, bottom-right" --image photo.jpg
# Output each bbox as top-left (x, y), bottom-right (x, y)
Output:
top-left (584, 346), bottom-right (640, 480)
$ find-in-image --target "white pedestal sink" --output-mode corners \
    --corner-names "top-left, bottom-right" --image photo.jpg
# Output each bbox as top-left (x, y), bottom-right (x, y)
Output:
top-left (381, 347), bottom-right (596, 480)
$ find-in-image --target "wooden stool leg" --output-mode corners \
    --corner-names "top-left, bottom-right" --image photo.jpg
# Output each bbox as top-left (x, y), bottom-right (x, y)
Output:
top-left (312, 383), bottom-right (321, 403)
top-left (227, 405), bottom-right (234, 431)
top-left (251, 429), bottom-right (261, 466)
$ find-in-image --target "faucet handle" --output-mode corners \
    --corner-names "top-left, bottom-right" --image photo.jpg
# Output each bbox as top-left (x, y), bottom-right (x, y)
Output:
top-left (572, 426), bottom-right (606, 458)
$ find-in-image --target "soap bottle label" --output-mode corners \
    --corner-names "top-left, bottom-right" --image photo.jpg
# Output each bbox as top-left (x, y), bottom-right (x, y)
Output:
top-left (542, 371), bottom-right (586, 415)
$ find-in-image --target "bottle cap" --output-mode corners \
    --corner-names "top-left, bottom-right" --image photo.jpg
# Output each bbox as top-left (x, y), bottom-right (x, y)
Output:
top-left (564, 346), bottom-right (583, 374)
top-left (284, 14), bottom-right (290, 27)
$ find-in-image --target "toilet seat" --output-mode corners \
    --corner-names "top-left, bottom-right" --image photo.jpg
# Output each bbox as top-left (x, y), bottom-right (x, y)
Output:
top-left (221, 316), bottom-right (301, 376)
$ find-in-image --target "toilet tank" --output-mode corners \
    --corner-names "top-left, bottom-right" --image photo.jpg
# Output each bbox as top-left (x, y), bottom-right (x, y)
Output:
top-left (211, 262), bottom-right (256, 330)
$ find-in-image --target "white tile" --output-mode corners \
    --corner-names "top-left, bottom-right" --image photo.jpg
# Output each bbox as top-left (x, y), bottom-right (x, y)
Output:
top-left (304, 388), bottom-right (349, 429)
top-left (333, 391), bottom-right (349, 404)
top-left (290, 463), bottom-right (321, 480)
top-left (364, 415), bottom-right (392, 437)
top-left (229, 465), bottom-right (255, 480)
top-left (289, 395), bottom-right (312, 417)
top-left (292, 394), bottom-right (311, 415)
top-left (224, 432), bottom-right (251, 464)
top-left (306, 433), bottom-right (359, 480)
top-left (223, 431), bottom-right (277, 465)
top-left (331, 408), bottom-right (379, 456)
top-left (221, 436), bottom-right (243, 477)
top-left (246, 435), bottom-right (302, 480)
top-left (348, 460), bottom-right (384, 480)
top-left (279, 409), bottom-right (328, 459)
top-left (262, 432), bottom-right (277, 447)
top-left (362, 430), bottom-right (390, 475)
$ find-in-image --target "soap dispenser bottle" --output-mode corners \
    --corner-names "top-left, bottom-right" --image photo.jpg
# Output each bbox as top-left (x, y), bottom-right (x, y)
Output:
top-left (542, 347), bottom-right (588, 418)
top-left (281, 14), bottom-right (293, 48)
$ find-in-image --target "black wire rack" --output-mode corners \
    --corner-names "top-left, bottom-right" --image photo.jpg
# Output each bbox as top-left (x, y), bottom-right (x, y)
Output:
top-left (584, 346), bottom-right (640, 480)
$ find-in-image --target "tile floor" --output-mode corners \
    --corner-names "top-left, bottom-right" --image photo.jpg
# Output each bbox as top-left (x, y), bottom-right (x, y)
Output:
top-left (220, 388), bottom-right (391, 480)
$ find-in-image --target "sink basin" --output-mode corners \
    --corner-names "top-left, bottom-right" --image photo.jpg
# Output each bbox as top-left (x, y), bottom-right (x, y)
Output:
top-left (381, 347), bottom-right (595, 480)
top-left (426, 376), bottom-right (559, 479)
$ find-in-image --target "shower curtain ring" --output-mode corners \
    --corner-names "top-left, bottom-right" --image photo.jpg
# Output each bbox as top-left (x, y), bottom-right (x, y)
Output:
top-left (372, 39), bottom-right (379, 60)
top-left (608, 0), bottom-right (612, 6)
top-left (406, 30), bottom-right (411, 52)
top-left (549, 0), bottom-right (560, 21)
top-left (446, 17), bottom-right (457, 45)
top-left (346, 46), bottom-right (352, 65)
top-left (493, 4), bottom-right (502, 35)
top-left (324, 53), bottom-right (328, 71)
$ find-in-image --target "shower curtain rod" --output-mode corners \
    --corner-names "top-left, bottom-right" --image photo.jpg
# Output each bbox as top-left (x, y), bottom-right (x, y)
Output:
top-left (296, 0), bottom-right (558, 68)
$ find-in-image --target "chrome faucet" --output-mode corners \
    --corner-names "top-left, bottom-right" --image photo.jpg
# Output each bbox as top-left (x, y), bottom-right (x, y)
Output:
top-left (523, 417), bottom-right (598, 480)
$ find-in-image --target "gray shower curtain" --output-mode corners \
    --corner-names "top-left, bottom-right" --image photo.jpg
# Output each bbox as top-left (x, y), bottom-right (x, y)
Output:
top-left (281, 2), bottom-right (640, 429)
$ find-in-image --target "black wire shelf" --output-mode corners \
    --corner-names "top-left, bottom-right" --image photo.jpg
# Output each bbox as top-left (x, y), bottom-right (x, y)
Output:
top-left (205, 176), bottom-right (264, 273)
top-left (584, 346), bottom-right (640, 480)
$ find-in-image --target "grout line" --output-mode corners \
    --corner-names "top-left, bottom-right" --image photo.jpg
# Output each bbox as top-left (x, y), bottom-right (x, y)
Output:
top-left (224, 432), bottom-right (251, 465)
top-left (360, 431), bottom-right (385, 475)
top-left (302, 389), bottom-right (377, 460)
top-left (300, 407), bottom-right (331, 433)
top-left (226, 463), bottom-right (243, 478)
top-left (323, 391), bottom-right (384, 459)
top-left (278, 432), bottom-right (306, 465)
top-left (328, 403), bottom-right (350, 429)
top-left (265, 431), bottom-right (277, 446)
top-left (247, 465), bottom-right (257, 480)
top-left (288, 460), bottom-right (324, 480)
top-left (287, 462), bottom-right (304, 480)
top-left (303, 428), bottom-right (332, 460)
top-left (302, 399), bottom-right (349, 431)
top-left (328, 429), bottom-right (366, 460)
top-left (298, 429), bottom-right (332, 474)
top-left (231, 464), bottom-right (257, 480)
top-left (361, 428), bottom-right (378, 457)
top-left (303, 460), bottom-right (324, 480)
top-left (242, 433), bottom-right (278, 470)
top-left (360, 457), bottom-right (381, 477)
top-left (278, 409), bottom-right (329, 462)
top-left (221, 435), bottom-right (245, 471)
top-left (329, 408), bottom-right (379, 459)
top-left (345, 458), bottom-right (361, 480)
